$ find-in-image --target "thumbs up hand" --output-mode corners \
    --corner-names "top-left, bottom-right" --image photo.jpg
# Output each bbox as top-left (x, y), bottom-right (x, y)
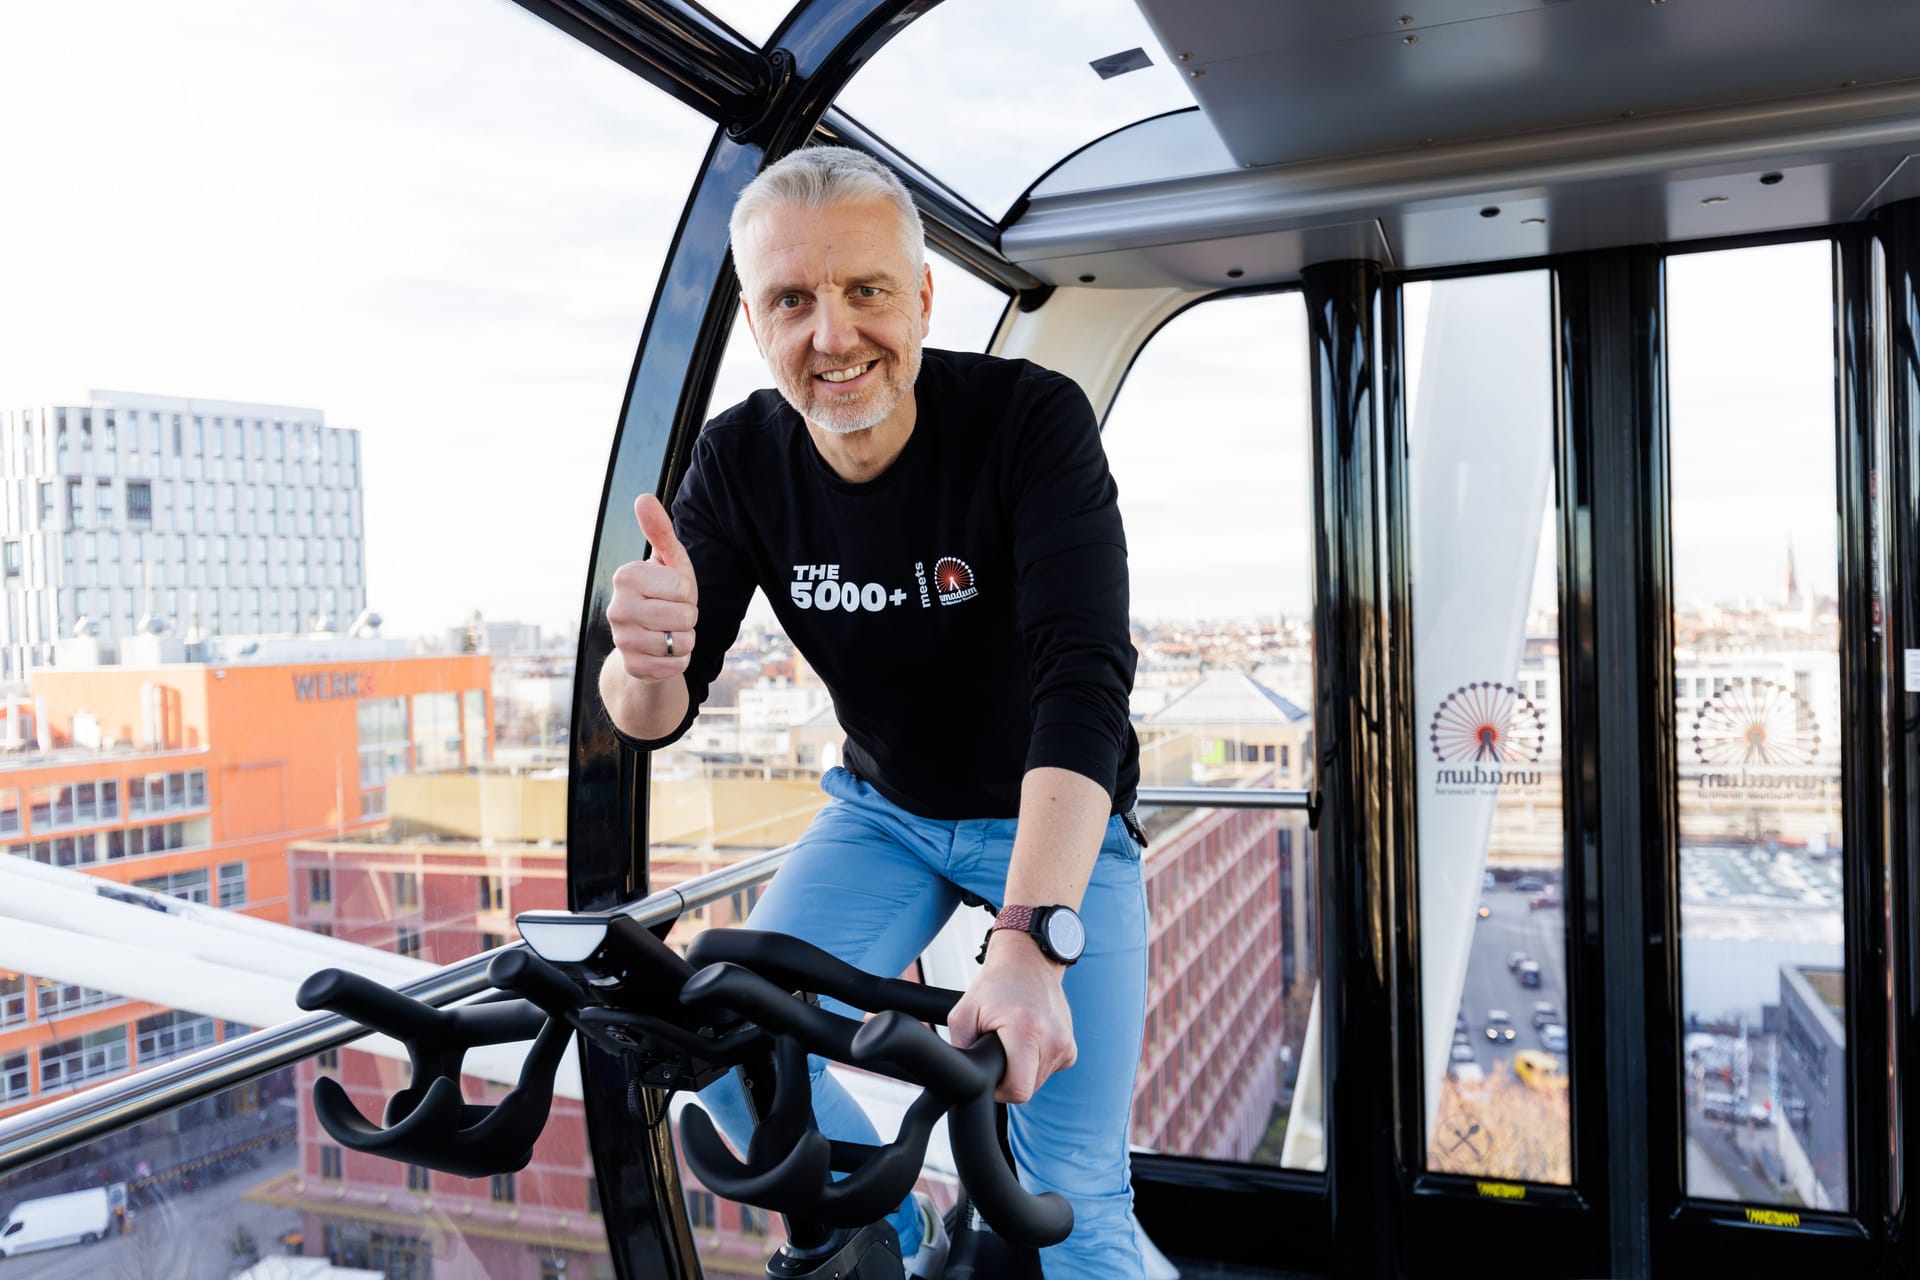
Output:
top-left (607, 494), bottom-right (700, 685)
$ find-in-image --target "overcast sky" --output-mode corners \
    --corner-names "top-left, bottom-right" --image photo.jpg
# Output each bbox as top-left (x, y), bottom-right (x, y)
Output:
top-left (0, 3), bottom-right (1841, 640)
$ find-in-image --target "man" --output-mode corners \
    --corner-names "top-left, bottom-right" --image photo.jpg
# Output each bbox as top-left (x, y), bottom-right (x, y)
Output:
top-left (599, 145), bottom-right (1148, 1279)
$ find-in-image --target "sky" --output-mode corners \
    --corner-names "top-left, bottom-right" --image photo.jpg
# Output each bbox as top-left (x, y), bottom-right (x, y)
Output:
top-left (0, 2), bottom-right (1847, 640)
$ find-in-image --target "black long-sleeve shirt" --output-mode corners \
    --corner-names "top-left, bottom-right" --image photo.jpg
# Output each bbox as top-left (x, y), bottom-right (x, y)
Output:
top-left (630, 348), bottom-right (1139, 820)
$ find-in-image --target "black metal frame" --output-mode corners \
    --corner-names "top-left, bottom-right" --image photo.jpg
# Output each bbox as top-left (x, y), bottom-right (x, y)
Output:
top-left (1879, 197), bottom-right (1920, 1273)
top-left (1301, 259), bottom-right (1403, 1278)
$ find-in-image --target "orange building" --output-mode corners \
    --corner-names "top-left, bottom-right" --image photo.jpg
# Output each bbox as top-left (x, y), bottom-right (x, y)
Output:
top-left (0, 646), bottom-right (490, 1121)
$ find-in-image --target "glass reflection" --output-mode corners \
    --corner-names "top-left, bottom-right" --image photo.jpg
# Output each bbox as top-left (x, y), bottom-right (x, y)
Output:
top-left (1404, 272), bottom-right (1571, 1184)
top-left (1669, 241), bottom-right (1847, 1210)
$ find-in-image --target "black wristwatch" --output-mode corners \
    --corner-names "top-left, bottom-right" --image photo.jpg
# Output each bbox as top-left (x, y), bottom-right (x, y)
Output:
top-left (977, 904), bottom-right (1086, 967)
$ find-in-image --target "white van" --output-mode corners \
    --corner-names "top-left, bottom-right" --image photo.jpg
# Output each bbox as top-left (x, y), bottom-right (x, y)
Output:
top-left (0, 1183), bottom-right (127, 1258)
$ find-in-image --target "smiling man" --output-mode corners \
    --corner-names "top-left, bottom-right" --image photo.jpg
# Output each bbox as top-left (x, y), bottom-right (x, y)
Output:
top-left (598, 145), bottom-right (1148, 1279)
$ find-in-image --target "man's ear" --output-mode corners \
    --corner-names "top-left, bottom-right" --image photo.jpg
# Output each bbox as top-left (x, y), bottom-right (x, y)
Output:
top-left (739, 294), bottom-right (765, 355)
top-left (918, 262), bottom-right (934, 337)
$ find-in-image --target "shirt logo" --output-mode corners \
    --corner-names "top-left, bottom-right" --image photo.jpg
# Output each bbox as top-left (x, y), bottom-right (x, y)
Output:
top-left (934, 556), bottom-right (978, 606)
top-left (790, 563), bottom-right (909, 612)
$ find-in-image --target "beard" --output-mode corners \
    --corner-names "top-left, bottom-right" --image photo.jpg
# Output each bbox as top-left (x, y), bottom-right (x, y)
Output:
top-left (778, 340), bottom-right (923, 436)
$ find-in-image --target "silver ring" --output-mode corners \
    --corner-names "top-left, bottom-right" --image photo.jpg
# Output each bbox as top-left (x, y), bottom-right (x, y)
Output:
top-left (664, 631), bottom-right (675, 657)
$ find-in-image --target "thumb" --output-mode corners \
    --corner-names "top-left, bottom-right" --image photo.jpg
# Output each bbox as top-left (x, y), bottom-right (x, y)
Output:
top-left (634, 493), bottom-right (687, 568)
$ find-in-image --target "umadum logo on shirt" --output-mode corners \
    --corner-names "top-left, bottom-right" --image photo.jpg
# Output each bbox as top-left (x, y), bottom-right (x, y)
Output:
top-left (934, 556), bottom-right (978, 606)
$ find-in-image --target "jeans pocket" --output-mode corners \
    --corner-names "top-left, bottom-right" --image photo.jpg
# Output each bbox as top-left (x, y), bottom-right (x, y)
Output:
top-left (1105, 814), bottom-right (1143, 863)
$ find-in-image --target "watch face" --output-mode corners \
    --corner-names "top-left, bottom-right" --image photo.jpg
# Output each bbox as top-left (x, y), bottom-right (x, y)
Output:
top-left (1043, 907), bottom-right (1086, 962)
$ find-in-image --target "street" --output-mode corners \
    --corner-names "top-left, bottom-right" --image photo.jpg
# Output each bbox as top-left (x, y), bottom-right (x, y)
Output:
top-left (1454, 879), bottom-right (1569, 1077)
top-left (0, 1148), bottom-right (301, 1280)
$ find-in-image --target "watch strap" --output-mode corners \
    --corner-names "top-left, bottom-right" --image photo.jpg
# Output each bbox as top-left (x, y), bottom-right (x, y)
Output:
top-left (976, 904), bottom-right (1072, 965)
top-left (991, 905), bottom-right (1037, 935)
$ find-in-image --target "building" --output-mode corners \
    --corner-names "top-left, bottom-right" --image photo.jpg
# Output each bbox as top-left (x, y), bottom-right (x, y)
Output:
top-left (0, 643), bottom-right (489, 1123)
top-left (265, 767), bottom-right (823, 1280)
top-left (1775, 963), bottom-right (1847, 1210)
top-left (0, 390), bottom-right (367, 680)
top-left (1130, 670), bottom-right (1318, 1164)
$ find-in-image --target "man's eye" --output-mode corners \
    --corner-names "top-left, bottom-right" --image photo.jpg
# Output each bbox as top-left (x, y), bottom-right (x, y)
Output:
top-left (775, 294), bottom-right (804, 310)
top-left (854, 286), bottom-right (881, 299)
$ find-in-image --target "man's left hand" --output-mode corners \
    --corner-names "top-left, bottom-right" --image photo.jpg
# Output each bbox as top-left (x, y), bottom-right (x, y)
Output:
top-left (948, 932), bottom-right (1076, 1104)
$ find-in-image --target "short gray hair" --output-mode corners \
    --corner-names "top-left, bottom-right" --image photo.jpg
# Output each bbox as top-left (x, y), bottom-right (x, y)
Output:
top-left (730, 145), bottom-right (926, 280)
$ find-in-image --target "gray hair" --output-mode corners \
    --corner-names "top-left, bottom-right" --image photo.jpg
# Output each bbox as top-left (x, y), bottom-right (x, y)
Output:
top-left (730, 145), bottom-right (926, 280)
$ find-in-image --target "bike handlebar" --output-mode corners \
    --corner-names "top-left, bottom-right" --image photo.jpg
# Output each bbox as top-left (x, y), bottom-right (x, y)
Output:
top-left (295, 919), bottom-right (1073, 1249)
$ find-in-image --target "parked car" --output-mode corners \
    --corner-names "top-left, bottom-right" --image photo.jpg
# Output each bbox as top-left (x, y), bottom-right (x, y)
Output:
top-left (1515, 877), bottom-right (1546, 893)
top-left (1517, 960), bottom-right (1542, 988)
top-left (1514, 1050), bottom-right (1568, 1092)
top-left (0, 1184), bottom-right (127, 1258)
top-left (1485, 1010), bottom-right (1517, 1042)
top-left (1450, 1040), bottom-right (1478, 1064)
top-left (1529, 893), bottom-right (1561, 910)
top-left (1507, 950), bottom-right (1530, 973)
top-left (1540, 1023), bottom-right (1569, 1052)
top-left (1532, 1001), bottom-right (1560, 1029)
top-left (1449, 1060), bottom-right (1486, 1088)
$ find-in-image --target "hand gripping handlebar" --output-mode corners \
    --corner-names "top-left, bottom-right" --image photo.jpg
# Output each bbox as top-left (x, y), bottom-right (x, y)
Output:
top-left (677, 930), bottom-right (1074, 1248)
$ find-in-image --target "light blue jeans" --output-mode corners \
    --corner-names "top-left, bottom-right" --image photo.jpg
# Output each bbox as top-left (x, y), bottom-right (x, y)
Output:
top-left (693, 766), bottom-right (1151, 1278)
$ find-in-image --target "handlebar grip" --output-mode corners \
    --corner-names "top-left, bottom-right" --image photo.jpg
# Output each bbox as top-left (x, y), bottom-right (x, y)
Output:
top-left (848, 1010), bottom-right (1001, 1100)
top-left (680, 963), bottom-right (860, 1060)
top-left (949, 1092), bottom-right (1073, 1246)
top-left (687, 930), bottom-right (960, 1025)
top-left (297, 969), bottom-right (547, 1046)
top-left (679, 1103), bottom-right (834, 1208)
top-left (850, 1012), bottom-right (1073, 1248)
top-left (488, 948), bottom-right (586, 1019)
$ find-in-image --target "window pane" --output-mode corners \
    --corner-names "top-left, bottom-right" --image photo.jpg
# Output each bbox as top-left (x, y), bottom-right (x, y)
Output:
top-left (836, 0), bottom-right (1198, 219)
top-left (0, 1065), bottom-right (616, 1277)
top-left (1668, 241), bottom-right (1846, 1210)
top-left (0, 6), bottom-right (708, 1264)
top-left (1404, 271), bottom-right (1570, 1184)
top-left (1101, 293), bottom-right (1322, 1170)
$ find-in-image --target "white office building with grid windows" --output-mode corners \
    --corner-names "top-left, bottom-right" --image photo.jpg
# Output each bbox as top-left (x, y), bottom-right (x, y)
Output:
top-left (0, 391), bottom-right (366, 682)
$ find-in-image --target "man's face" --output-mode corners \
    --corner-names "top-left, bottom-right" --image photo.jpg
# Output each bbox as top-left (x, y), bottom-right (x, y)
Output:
top-left (734, 196), bottom-right (933, 436)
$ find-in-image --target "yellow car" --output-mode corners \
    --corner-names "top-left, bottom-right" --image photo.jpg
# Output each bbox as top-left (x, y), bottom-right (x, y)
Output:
top-left (1514, 1050), bottom-right (1569, 1093)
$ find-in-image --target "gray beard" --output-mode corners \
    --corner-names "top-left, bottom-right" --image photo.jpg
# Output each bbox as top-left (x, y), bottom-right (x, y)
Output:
top-left (796, 344), bottom-right (923, 436)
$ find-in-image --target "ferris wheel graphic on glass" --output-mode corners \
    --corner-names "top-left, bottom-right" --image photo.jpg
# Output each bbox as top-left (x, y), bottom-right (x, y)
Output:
top-left (294, 910), bottom-right (1067, 1279)
top-left (1429, 681), bottom-right (1548, 766)
top-left (1689, 676), bottom-right (1821, 767)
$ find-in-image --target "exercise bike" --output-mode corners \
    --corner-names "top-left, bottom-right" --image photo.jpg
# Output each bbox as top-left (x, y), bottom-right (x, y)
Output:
top-left (294, 908), bottom-right (1061, 1279)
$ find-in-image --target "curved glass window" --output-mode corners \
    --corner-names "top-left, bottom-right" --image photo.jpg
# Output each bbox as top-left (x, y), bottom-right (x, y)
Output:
top-left (836, 0), bottom-right (1199, 220)
top-left (1403, 271), bottom-right (1571, 1185)
top-left (0, 2), bottom-right (713, 1272)
top-left (1101, 293), bottom-right (1322, 1171)
top-left (1668, 241), bottom-right (1847, 1211)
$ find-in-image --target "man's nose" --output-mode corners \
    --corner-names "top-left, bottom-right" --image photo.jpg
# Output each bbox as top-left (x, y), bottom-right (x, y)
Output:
top-left (811, 293), bottom-right (859, 354)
